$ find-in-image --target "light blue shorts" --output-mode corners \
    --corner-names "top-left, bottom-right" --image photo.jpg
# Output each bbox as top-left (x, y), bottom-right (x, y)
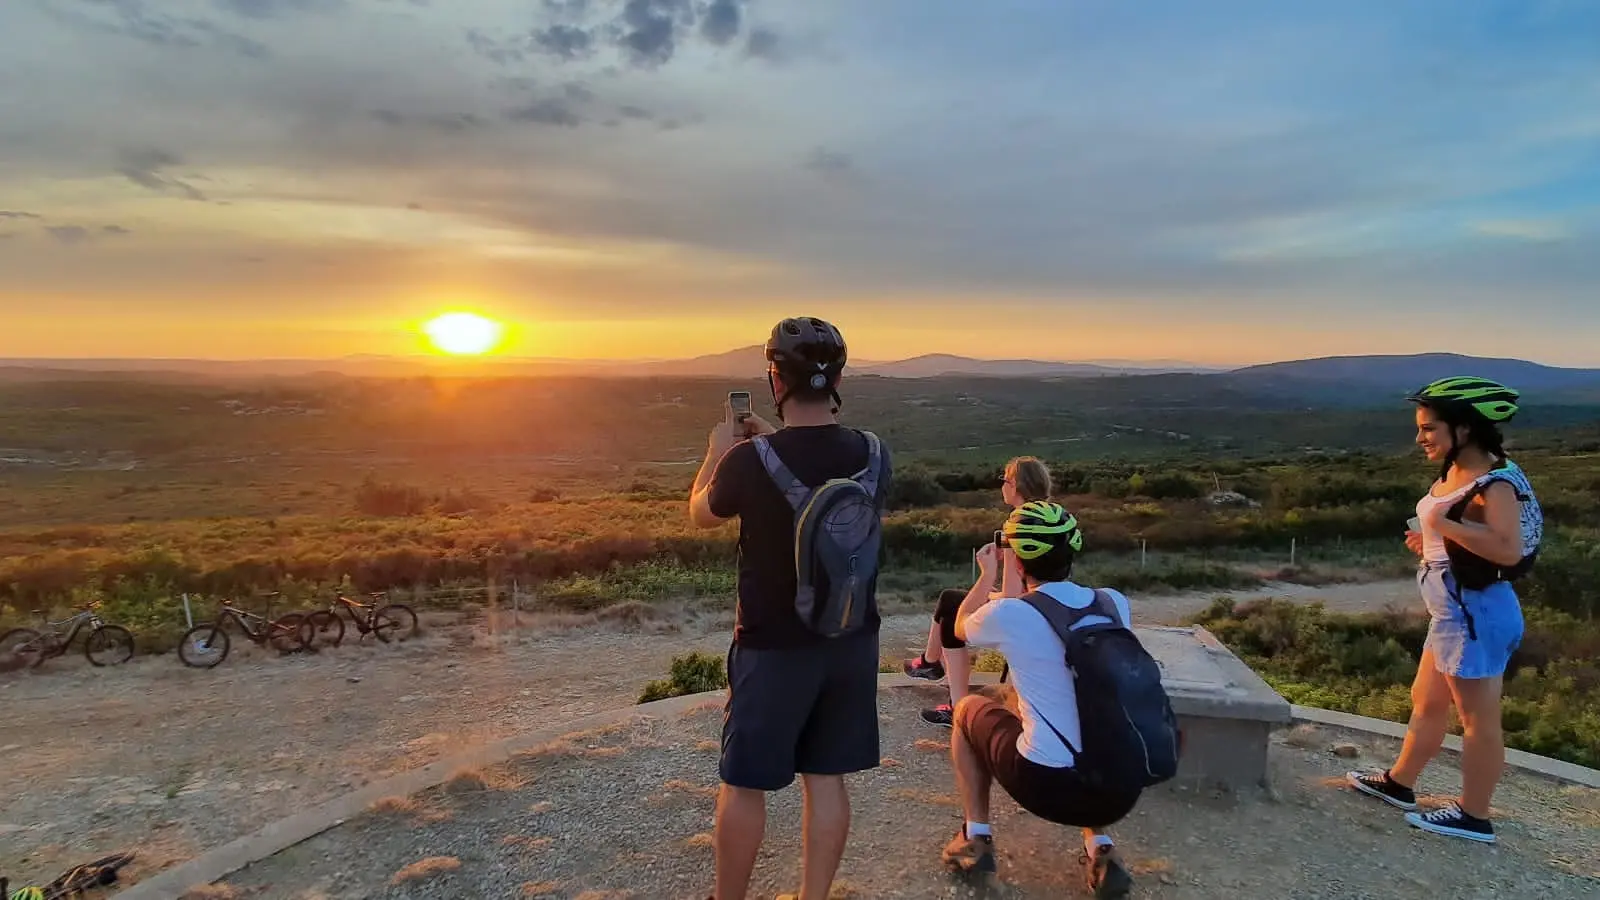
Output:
top-left (1418, 562), bottom-right (1524, 680)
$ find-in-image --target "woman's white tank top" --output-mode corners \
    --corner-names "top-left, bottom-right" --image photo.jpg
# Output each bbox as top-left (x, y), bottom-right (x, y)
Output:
top-left (1417, 481), bottom-right (1475, 562)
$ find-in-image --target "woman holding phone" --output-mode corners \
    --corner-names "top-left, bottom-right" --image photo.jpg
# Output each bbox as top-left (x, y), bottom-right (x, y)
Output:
top-left (904, 456), bottom-right (1052, 727)
top-left (1346, 377), bottom-right (1542, 844)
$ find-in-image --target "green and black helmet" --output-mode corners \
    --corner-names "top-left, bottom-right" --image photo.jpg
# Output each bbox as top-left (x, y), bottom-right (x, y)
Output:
top-left (1002, 500), bottom-right (1085, 561)
top-left (1405, 376), bottom-right (1520, 424)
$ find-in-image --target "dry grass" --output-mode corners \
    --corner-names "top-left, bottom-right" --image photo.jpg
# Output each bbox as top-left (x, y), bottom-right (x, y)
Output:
top-left (444, 765), bottom-right (525, 793)
top-left (662, 778), bottom-right (717, 797)
top-left (369, 795), bottom-right (418, 814)
top-left (695, 739), bottom-right (720, 752)
top-left (1130, 856), bottom-right (1175, 876)
top-left (1280, 723), bottom-right (1325, 750)
top-left (826, 880), bottom-right (864, 898)
top-left (572, 892), bottom-right (634, 900)
top-left (389, 856), bottom-right (461, 885)
top-left (880, 757), bottom-right (902, 768)
top-left (913, 738), bottom-right (946, 753)
top-left (888, 788), bottom-right (960, 808)
top-left (503, 834), bottom-right (554, 852)
top-left (179, 886), bottom-right (238, 900)
top-left (528, 800), bottom-right (554, 814)
top-left (521, 882), bottom-right (562, 897)
top-left (684, 831), bottom-right (715, 848)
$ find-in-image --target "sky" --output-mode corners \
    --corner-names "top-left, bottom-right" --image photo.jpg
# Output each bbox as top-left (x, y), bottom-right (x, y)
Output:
top-left (2, 0), bottom-right (1598, 366)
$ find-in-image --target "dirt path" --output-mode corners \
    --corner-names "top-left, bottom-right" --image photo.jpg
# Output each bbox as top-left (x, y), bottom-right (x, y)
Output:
top-left (220, 686), bottom-right (1600, 899)
top-left (0, 579), bottom-right (1419, 889)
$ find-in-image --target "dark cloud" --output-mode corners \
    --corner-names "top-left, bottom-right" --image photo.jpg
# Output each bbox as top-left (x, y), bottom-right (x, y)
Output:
top-left (45, 225), bottom-right (91, 245)
top-left (102, 225), bottom-right (133, 235)
top-left (534, 23), bottom-right (596, 60)
top-left (507, 97), bottom-right (583, 128)
top-left (744, 27), bottom-right (782, 62)
top-left (0, 211), bottom-right (43, 220)
top-left (699, 0), bottom-right (740, 46)
top-left (617, 104), bottom-right (654, 120)
top-left (803, 147), bottom-right (852, 175)
top-left (211, 0), bottom-right (342, 19)
top-left (369, 109), bottom-right (484, 132)
top-left (116, 148), bottom-right (208, 201)
top-left (466, 28), bottom-right (527, 65)
top-left (615, 0), bottom-right (693, 68)
top-left (46, 0), bottom-right (272, 59)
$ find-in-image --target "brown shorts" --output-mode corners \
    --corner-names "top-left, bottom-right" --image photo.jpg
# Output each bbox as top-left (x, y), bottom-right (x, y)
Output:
top-left (957, 695), bottom-right (1139, 829)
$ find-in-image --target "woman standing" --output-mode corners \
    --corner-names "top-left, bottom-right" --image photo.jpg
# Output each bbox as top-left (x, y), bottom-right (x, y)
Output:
top-left (904, 456), bottom-right (1052, 727)
top-left (1346, 377), bottom-right (1542, 843)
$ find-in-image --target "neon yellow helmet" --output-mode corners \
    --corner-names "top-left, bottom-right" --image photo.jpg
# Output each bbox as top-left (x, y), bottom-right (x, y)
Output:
top-left (1406, 376), bottom-right (1520, 423)
top-left (1003, 500), bottom-right (1085, 560)
top-left (10, 886), bottom-right (45, 900)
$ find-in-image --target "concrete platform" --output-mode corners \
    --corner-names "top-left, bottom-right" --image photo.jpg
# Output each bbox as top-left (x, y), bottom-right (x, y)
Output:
top-left (962, 624), bottom-right (1294, 791)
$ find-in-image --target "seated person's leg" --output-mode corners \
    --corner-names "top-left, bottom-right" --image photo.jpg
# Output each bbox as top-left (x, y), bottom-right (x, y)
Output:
top-left (917, 590), bottom-right (974, 727)
top-left (905, 588), bottom-right (967, 681)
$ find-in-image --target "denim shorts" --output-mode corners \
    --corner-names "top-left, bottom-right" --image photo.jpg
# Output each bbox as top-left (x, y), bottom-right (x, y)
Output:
top-left (1418, 562), bottom-right (1524, 679)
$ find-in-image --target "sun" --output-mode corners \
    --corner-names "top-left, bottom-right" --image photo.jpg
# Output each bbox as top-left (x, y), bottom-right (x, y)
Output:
top-left (423, 312), bottom-right (504, 356)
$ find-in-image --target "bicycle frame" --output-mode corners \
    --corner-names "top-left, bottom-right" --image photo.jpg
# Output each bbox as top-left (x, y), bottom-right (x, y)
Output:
top-left (34, 609), bottom-right (102, 656)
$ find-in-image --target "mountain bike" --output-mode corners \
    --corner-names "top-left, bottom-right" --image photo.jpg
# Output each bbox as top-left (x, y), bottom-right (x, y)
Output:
top-left (301, 591), bottom-right (419, 649)
top-left (0, 602), bottom-right (135, 671)
top-left (176, 598), bottom-right (310, 668)
top-left (2, 850), bottom-right (135, 899)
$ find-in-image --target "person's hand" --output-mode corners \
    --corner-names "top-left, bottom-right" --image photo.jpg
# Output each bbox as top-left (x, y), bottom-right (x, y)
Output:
top-left (738, 412), bottom-right (777, 438)
top-left (976, 541), bottom-right (1000, 578)
top-left (707, 419), bottom-right (739, 459)
top-left (1404, 530), bottom-right (1424, 557)
top-left (1419, 501), bottom-right (1449, 534)
top-left (999, 546), bottom-right (1023, 596)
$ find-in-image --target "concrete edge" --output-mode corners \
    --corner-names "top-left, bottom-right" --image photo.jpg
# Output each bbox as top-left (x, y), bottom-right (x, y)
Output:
top-left (109, 690), bottom-right (729, 900)
top-left (1290, 705), bottom-right (1600, 789)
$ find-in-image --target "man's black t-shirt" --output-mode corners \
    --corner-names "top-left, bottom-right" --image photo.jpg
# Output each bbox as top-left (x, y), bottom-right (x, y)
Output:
top-left (707, 423), bottom-right (893, 649)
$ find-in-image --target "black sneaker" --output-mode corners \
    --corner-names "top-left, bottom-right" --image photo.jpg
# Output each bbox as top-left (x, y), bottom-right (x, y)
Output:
top-left (941, 828), bottom-right (996, 875)
top-left (903, 654), bottom-right (945, 681)
top-left (1345, 769), bottom-right (1418, 811)
top-left (1083, 845), bottom-right (1133, 899)
top-left (1405, 803), bottom-right (1496, 843)
top-left (921, 704), bottom-right (954, 728)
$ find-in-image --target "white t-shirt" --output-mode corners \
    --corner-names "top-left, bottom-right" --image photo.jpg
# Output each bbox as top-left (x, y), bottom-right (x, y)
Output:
top-left (1416, 481), bottom-right (1474, 563)
top-left (963, 581), bottom-right (1134, 769)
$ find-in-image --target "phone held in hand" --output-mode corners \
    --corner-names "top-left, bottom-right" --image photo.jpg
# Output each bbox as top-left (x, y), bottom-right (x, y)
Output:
top-left (1406, 516), bottom-right (1421, 533)
top-left (728, 390), bottom-right (752, 424)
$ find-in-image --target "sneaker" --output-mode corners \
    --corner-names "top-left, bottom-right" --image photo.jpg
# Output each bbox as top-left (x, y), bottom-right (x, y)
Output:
top-left (921, 704), bottom-right (954, 728)
top-left (940, 829), bottom-right (996, 875)
top-left (903, 654), bottom-right (945, 681)
top-left (1405, 803), bottom-right (1496, 843)
top-left (1083, 845), bottom-right (1133, 899)
top-left (1345, 769), bottom-right (1418, 811)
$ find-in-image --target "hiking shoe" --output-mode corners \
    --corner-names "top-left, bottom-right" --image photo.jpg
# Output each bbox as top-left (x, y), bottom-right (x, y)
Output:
top-left (921, 704), bottom-right (954, 728)
top-left (903, 654), bottom-right (946, 681)
top-left (1406, 803), bottom-right (1496, 843)
top-left (1083, 845), bottom-right (1133, 899)
top-left (941, 829), bottom-right (996, 875)
top-left (1345, 769), bottom-right (1418, 811)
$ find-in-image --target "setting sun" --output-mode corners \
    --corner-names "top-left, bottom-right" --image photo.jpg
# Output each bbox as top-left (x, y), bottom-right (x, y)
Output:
top-left (423, 312), bottom-right (504, 356)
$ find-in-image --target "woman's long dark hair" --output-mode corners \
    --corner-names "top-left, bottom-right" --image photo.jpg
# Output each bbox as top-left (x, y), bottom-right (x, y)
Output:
top-left (1427, 402), bottom-right (1507, 482)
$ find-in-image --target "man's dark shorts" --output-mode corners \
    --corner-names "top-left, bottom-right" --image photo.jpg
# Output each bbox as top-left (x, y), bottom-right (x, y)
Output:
top-left (934, 588), bottom-right (966, 649)
top-left (720, 628), bottom-right (881, 791)
top-left (957, 695), bottom-right (1139, 829)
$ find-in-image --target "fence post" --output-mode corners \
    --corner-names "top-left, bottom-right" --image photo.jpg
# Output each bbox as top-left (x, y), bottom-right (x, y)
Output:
top-left (182, 593), bottom-right (193, 629)
top-left (512, 578), bottom-right (520, 624)
top-left (1140, 540), bottom-right (1147, 570)
top-left (1290, 537), bottom-right (1298, 567)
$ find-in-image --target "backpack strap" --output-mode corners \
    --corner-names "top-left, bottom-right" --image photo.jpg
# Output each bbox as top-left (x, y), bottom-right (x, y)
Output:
top-left (853, 430), bottom-right (884, 497)
top-left (750, 435), bottom-right (812, 512)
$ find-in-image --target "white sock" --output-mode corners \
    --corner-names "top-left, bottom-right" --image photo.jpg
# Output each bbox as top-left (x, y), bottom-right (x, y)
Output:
top-left (1085, 833), bottom-right (1113, 857)
top-left (965, 822), bottom-right (991, 839)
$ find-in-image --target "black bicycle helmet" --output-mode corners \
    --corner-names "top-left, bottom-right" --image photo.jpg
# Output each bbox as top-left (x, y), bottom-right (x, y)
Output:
top-left (765, 317), bottom-right (847, 415)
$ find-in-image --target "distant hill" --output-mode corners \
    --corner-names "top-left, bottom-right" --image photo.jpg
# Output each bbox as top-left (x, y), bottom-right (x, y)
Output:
top-left (1232, 353), bottom-right (1600, 396)
top-left (857, 353), bottom-right (1215, 378)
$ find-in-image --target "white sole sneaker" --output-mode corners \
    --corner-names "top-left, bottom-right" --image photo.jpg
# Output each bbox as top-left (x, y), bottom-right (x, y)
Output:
top-left (1345, 771), bottom-right (1418, 811)
top-left (1405, 811), bottom-right (1497, 843)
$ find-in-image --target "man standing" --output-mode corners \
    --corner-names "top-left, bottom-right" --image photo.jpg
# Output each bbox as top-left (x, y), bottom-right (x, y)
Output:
top-left (687, 317), bottom-right (893, 900)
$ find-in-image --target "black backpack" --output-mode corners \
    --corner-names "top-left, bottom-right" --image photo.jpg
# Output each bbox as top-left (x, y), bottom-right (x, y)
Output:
top-left (752, 430), bottom-right (886, 638)
top-left (1018, 588), bottom-right (1180, 793)
top-left (1444, 460), bottom-right (1543, 592)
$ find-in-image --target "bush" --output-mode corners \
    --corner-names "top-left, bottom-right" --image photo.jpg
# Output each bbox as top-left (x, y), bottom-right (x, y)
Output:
top-left (638, 651), bottom-right (728, 703)
top-left (888, 466), bottom-right (947, 509)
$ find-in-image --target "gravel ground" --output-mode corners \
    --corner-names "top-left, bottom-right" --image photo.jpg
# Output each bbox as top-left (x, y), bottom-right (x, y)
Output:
top-left (0, 579), bottom-right (1422, 890)
top-left (216, 684), bottom-right (1600, 900)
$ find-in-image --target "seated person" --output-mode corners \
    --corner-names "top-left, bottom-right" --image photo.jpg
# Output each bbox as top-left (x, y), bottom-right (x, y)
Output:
top-left (904, 456), bottom-right (1052, 727)
top-left (941, 500), bottom-right (1142, 899)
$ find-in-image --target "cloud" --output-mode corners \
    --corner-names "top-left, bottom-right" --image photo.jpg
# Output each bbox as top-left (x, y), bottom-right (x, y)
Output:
top-left (1471, 219), bottom-right (1571, 243)
top-left (212, 0), bottom-right (342, 19)
top-left (116, 148), bottom-right (208, 201)
top-left (102, 224), bottom-right (133, 235)
top-left (44, 0), bottom-right (272, 59)
top-left (614, 0), bottom-right (693, 68)
top-left (744, 27), bottom-right (782, 61)
top-left (507, 97), bottom-right (584, 128)
top-left (534, 23), bottom-right (597, 60)
top-left (370, 109), bottom-right (485, 133)
top-left (700, 0), bottom-right (741, 46)
top-left (45, 225), bottom-right (91, 245)
top-left (0, 211), bottom-right (43, 220)
top-left (803, 147), bottom-right (852, 175)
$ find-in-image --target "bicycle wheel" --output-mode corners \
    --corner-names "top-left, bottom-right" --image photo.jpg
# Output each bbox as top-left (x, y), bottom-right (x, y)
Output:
top-left (268, 613), bottom-right (309, 654)
top-left (302, 609), bottom-right (345, 649)
top-left (177, 624), bottom-right (230, 668)
top-left (371, 604), bottom-right (418, 643)
top-left (84, 625), bottom-right (135, 666)
top-left (0, 627), bottom-right (45, 671)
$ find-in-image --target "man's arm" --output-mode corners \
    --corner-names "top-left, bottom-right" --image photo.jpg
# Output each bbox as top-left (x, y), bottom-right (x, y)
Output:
top-left (952, 545), bottom-right (1001, 644)
top-left (687, 446), bottom-right (732, 529)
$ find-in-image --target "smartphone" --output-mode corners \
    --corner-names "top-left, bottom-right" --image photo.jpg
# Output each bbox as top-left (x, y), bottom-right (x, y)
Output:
top-left (993, 529), bottom-right (1008, 549)
top-left (728, 390), bottom-right (752, 423)
top-left (1406, 516), bottom-right (1421, 533)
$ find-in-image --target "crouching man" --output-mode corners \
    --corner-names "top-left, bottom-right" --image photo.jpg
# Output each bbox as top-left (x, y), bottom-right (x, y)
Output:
top-left (941, 501), bottom-right (1179, 898)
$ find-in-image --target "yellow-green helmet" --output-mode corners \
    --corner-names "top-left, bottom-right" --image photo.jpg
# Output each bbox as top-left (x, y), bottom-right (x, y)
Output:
top-left (1003, 500), bottom-right (1085, 560)
top-left (10, 887), bottom-right (45, 900)
top-left (1406, 376), bottom-right (1520, 423)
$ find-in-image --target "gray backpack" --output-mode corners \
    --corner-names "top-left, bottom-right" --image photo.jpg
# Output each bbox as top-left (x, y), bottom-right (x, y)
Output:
top-left (751, 430), bottom-right (886, 638)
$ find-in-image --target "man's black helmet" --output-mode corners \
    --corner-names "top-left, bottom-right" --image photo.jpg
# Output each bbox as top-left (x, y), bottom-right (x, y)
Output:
top-left (765, 317), bottom-right (847, 391)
